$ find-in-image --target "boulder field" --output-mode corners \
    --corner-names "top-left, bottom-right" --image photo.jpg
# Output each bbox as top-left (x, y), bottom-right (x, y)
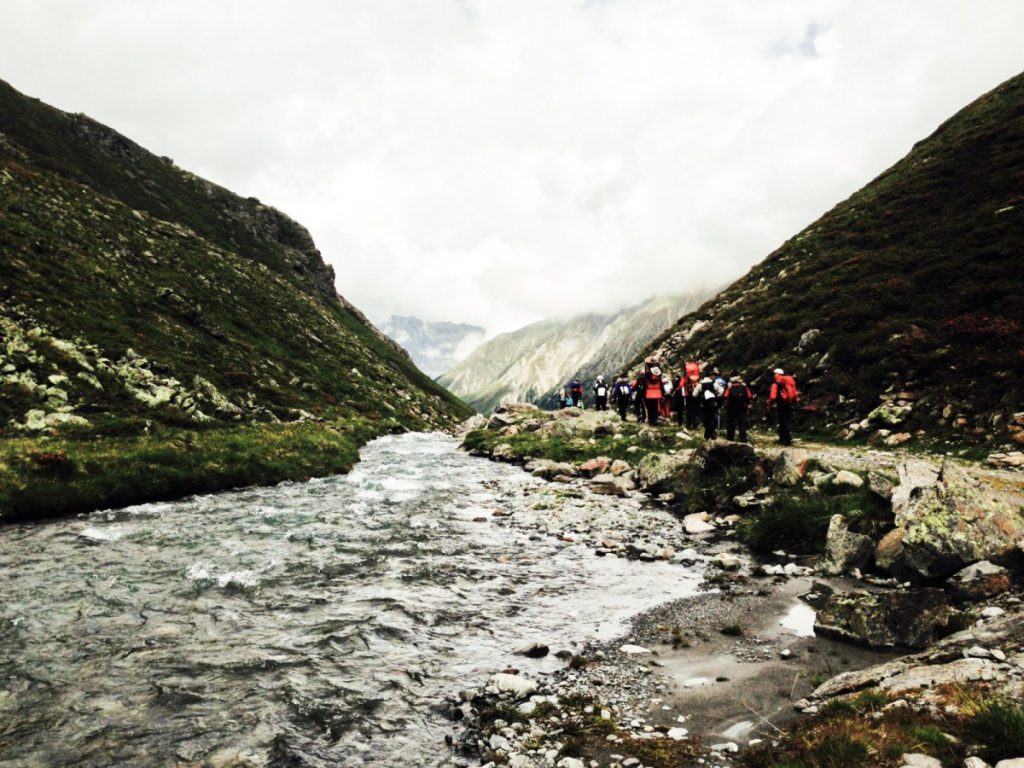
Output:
top-left (453, 403), bottom-right (1024, 768)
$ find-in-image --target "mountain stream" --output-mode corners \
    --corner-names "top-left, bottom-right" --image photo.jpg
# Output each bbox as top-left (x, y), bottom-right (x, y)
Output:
top-left (0, 433), bottom-right (704, 767)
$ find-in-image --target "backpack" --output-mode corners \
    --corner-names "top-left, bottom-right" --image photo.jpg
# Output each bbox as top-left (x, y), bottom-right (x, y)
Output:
top-left (778, 375), bottom-right (799, 403)
top-left (596, 385), bottom-right (607, 397)
top-left (728, 385), bottom-right (750, 406)
top-left (570, 381), bottom-right (582, 395)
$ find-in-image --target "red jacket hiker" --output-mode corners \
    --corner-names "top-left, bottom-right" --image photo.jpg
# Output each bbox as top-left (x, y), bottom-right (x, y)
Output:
top-left (768, 369), bottom-right (798, 446)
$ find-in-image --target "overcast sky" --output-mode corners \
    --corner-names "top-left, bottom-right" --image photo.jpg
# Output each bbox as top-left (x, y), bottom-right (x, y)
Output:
top-left (3, 2), bottom-right (1023, 335)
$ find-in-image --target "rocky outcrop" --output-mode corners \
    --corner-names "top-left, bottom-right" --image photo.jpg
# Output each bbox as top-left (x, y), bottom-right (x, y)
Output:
top-left (876, 460), bottom-right (1024, 580)
top-left (946, 561), bottom-right (1012, 602)
top-left (820, 515), bottom-right (874, 576)
top-left (814, 588), bottom-right (950, 649)
top-left (812, 609), bottom-right (1024, 700)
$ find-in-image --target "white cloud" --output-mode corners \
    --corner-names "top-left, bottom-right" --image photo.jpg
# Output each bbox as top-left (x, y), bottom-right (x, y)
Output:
top-left (3, 1), bottom-right (1022, 334)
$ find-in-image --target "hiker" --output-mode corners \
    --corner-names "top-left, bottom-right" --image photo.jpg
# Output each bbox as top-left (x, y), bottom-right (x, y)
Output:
top-left (684, 361), bottom-right (701, 430)
top-left (768, 368), bottom-right (799, 446)
top-left (672, 372), bottom-right (686, 427)
top-left (699, 376), bottom-right (719, 439)
top-left (556, 387), bottom-right (572, 409)
top-left (659, 374), bottom-right (673, 420)
top-left (613, 377), bottom-right (632, 421)
top-left (711, 367), bottom-right (728, 430)
top-left (569, 379), bottom-right (583, 407)
top-left (632, 372), bottom-right (645, 422)
top-left (643, 361), bottom-right (664, 425)
top-left (593, 376), bottom-right (609, 411)
top-left (723, 374), bottom-right (753, 442)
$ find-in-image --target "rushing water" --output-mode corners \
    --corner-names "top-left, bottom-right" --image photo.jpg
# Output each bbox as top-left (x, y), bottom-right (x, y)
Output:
top-left (0, 433), bottom-right (702, 767)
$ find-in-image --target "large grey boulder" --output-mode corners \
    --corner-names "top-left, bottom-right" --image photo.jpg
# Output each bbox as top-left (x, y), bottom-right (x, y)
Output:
top-left (821, 515), bottom-right (874, 576)
top-left (526, 459), bottom-right (578, 480)
top-left (636, 451), bottom-right (694, 493)
top-left (773, 448), bottom-right (809, 487)
top-left (876, 459), bottom-right (1024, 580)
top-left (814, 588), bottom-right (950, 649)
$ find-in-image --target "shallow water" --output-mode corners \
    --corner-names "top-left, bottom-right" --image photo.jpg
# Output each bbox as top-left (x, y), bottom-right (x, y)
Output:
top-left (0, 433), bottom-right (702, 767)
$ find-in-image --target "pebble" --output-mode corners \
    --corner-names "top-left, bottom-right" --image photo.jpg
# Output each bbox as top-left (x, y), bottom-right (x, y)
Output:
top-left (982, 607), bottom-right (1006, 620)
top-left (901, 754), bottom-right (942, 768)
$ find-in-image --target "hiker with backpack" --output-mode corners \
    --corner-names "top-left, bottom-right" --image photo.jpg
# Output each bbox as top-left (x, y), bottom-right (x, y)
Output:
top-left (643, 361), bottom-right (664, 425)
top-left (723, 374), bottom-right (754, 442)
top-left (672, 371), bottom-right (686, 427)
top-left (684, 361), bottom-right (701, 430)
top-left (556, 387), bottom-right (572, 409)
top-left (569, 379), bottom-right (584, 407)
top-left (699, 376), bottom-right (719, 440)
top-left (613, 377), bottom-right (632, 421)
top-left (593, 376), bottom-right (609, 411)
top-left (768, 368), bottom-right (799, 446)
top-left (631, 372), bottom-right (645, 422)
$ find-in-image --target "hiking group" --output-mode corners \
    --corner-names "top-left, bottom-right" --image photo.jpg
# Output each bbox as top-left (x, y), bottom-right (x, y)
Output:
top-left (555, 363), bottom-right (799, 445)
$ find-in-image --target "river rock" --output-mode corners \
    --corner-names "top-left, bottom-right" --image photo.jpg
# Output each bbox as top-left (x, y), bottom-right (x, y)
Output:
top-left (489, 673), bottom-right (537, 699)
top-left (711, 552), bottom-right (742, 570)
top-left (773, 448), bottom-right (809, 487)
top-left (579, 457), bottom-right (612, 477)
top-left (590, 474), bottom-right (633, 497)
top-left (877, 459), bottom-right (1024, 580)
top-left (821, 515), bottom-right (874, 576)
top-left (902, 753), bottom-right (942, 768)
top-left (514, 643), bottom-right (549, 659)
top-left (487, 413), bottom-right (514, 430)
top-left (683, 512), bottom-right (716, 535)
top-left (988, 451), bottom-right (1024, 468)
top-left (962, 757), bottom-right (990, 768)
top-left (527, 460), bottom-right (578, 480)
top-left (814, 588), bottom-right (949, 649)
top-left (868, 471), bottom-right (895, 502)
top-left (946, 561), bottom-right (1012, 602)
top-left (832, 470), bottom-right (864, 489)
top-left (696, 440), bottom-right (756, 476)
top-left (492, 444), bottom-right (516, 461)
top-left (636, 451), bottom-right (693, 493)
top-left (609, 459), bottom-right (632, 476)
top-left (996, 760), bottom-right (1024, 768)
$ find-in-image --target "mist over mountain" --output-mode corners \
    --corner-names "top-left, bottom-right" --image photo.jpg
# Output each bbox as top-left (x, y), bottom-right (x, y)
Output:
top-left (379, 316), bottom-right (485, 379)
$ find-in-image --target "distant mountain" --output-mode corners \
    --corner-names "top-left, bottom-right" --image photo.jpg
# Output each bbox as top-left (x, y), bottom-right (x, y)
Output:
top-left (633, 70), bottom-right (1024, 449)
top-left (438, 293), bottom-right (711, 412)
top-left (379, 315), bottom-right (485, 378)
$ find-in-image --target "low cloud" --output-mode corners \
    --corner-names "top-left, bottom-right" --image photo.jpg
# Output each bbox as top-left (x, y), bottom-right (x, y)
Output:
top-left (4, 1), bottom-right (1023, 333)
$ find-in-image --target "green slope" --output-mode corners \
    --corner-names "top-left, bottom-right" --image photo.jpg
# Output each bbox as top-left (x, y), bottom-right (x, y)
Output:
top-left (0, 79), bottom-right (471, 520)
top-left (634, 71), bottom-right (1024, 451)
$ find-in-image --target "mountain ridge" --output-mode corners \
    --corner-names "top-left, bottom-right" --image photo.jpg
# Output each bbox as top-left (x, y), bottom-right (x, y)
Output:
top-left (632, 70), bottom-right (1024, 452)
top-left (0, 78), bottom-right (471, 519)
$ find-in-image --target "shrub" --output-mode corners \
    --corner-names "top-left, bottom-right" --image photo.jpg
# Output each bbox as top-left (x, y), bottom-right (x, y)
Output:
top-left (965, 697), bottom-right (1024, 763)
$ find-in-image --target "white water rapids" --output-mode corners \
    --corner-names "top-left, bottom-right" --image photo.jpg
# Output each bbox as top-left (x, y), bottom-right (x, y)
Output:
top-left (0, 433), bottom-right (703, 766)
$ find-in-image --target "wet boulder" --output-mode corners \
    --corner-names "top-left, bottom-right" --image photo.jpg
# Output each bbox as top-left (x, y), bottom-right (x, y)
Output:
top-left (526, 459), bottom-right (578, 480)
top-left (590, 474), bottom-right (633, 497)
top-left (946, 560), bottom-right (1012, 602)
top-left (487, 413), bottom-right (514, 430)
top-left (695, 439), bottom-right (756, 476)
top-left (492, 444), bottom-right (516, 461)
top-left (814, 588), bottom-right (950, 649)
top-left (876, 460), bottom-right (1024, 580)
top-left (820, 515), bottom-right (874, 576)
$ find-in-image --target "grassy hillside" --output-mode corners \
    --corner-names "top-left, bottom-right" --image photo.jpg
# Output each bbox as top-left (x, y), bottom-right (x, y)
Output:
top-left (634, 71), bottom-right (1024, 453)
top-left (0, 79), bottom-right (471, 520)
